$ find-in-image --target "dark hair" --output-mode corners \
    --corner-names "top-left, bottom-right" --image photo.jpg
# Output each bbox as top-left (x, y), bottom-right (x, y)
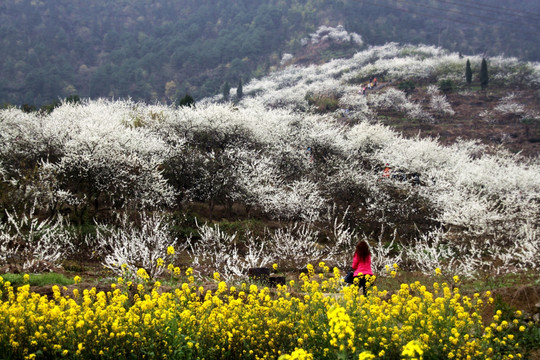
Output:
top-left (354, 240), bottom-right (370, 261)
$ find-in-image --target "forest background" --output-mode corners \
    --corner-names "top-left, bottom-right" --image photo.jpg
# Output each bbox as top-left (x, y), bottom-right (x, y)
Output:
top-left (2, 0), bottom-right (540, 107)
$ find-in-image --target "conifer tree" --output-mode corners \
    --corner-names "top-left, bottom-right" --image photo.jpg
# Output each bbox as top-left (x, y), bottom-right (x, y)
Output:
top-left (177, 94), bottom-right (195, 108)
top-left (465, 59), bottom-right (472, 85)
top-left (222, 81), bottom-right (230, 100)
top-left (480, 58), bottom-right (488, 90)
top-left (237, 79), bottom-right (243, 99)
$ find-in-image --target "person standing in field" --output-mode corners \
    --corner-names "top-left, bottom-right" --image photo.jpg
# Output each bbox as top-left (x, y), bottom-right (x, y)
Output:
top-left (351, 240), bottom-right (373, 295)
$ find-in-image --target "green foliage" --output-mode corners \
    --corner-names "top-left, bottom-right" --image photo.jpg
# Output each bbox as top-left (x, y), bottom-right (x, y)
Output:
top-left (438, 79), bottom-right (453, 93)
top-left (236, 79), bottom-right (243, 100)
top-left (39, 99), bottom-right (61, 115)
top-left (222, 81), bottom-right (231, 100)
top-left (480, 58), bottom-right (489, 90)
top-left (398, 80), bottom-right (416, 95)
top-left (305, 91), bottom-right (339, 113)
top-left (1, 0), bottom-right (539, 107)
top-left (21, 104), bottom-right (37, 113)
top-left (493, 294), bottom-right (518, 321)
top-left (492, 294), bottom-right (540, 357)
top-left (177, 94), bottom-right (195, 108)
top-left (465, 59), bottom-right (472, 85)
top-left (2, 273), bottom-right (74, 287)
top-left (65, 94), bottom-right (81, 104)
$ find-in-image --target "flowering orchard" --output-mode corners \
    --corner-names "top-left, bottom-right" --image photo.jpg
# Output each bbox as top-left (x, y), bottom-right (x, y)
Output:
top-left (0, 262), bottom-right (534, 360)
top-left (1, 100), bottom-right (538, 279)
top-left (0, 53), bottom-right (539, 358)
top-left (0, 43), bottom-right (539, 279)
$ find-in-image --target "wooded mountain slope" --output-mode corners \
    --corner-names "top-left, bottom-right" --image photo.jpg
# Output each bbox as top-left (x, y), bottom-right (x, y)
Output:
top-left (1, 0), bottom-right (539, 106)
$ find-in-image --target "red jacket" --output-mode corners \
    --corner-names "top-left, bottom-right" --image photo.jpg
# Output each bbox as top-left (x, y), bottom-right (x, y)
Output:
top-left (352, 254), bottom-right (373, 276)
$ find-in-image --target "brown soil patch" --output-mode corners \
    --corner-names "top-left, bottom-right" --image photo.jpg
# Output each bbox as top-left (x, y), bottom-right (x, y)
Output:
top-left (382, 86), bottom-right (540, 157)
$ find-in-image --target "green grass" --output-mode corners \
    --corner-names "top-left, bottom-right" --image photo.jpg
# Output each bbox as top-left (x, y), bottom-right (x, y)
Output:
top-left (1, 273), bottom-right (74, 287)
top-left (463, 270), bottom-right (540, 292)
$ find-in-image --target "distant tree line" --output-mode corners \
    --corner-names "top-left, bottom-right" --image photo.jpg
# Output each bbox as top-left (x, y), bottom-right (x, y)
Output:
top-left (0, 0), bottom-right (538, 107)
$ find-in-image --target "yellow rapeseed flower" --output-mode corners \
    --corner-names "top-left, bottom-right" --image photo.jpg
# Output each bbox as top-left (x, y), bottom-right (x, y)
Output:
top-left (358, 351), bottom-right (376, 360)
top-left (0, 266), bottom-right (527, 360)
top-left (136, 268), bottom-right (149, 280)
top-left (279, 348), bottom-right (313, 360)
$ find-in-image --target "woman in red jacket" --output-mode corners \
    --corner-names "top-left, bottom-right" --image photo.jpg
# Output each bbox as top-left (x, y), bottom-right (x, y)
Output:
top-left (351, 240), bottom-right (373, 295)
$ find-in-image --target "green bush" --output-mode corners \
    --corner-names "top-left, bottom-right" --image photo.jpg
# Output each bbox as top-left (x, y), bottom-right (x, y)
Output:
top-left (438, 79), bottom-right (453, 93)
top-left (305, 92), bottom-right (340, 113)
top-left (398, 80), bottom-right (415, 95)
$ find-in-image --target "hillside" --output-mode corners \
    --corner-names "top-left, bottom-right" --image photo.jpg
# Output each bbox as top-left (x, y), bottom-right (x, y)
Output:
top-left (2, 38), bottom-right (540, 359)
top-left (1, 43), bottom-right (540, 357)
top-left (1, 0), bottom-right (540, 106)
top-left (1, 43), bottom-right (539, 283)
top-left (240, 43), bottom-right (540, 157)
top-left (388, 85), bottom-right (540, 157)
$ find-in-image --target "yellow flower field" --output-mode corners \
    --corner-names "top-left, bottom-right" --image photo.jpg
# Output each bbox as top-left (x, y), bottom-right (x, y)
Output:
top-left (0, 265), bottom-right (532, 360)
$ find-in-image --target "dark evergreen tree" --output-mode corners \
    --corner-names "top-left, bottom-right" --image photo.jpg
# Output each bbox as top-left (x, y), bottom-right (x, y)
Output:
top-left (465, 59), bottom-right (472, 85)
top-left (177, 94), bottom-right (195, 108)
top-left (480, 58), bottom-right (488, 90)
top-left (65, 94), bottom-right (81, 104)
top-left (21, 104), bottom-right (37, 113)
top-left (236, 79), bottom-right (243, 99)
top-left (222, 81), bottom-right (230, 100)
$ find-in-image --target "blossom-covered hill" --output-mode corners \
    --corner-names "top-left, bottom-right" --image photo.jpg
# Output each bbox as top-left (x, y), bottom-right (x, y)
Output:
top-left (232, 42), bottom-right (540, 157)
top-left (0, 43), bottom-right (539, 280)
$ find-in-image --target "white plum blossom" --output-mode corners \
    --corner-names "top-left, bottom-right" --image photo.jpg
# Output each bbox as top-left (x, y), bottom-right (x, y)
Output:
top-left (494, 93), bottom-right (526, 116)
top-left (96, 213), bottom-right (178, 278)
top-left (280, 53), bottom-right (294, 65)
top-left (269, 223), bottom-right (324, 268)
top-left (1, 209), bottom-right (74, 271)
top-left (429, 95), bottom-right (455, 117)
top-left (306, 25), bottom-right (362, 46)
top-left (1, 42), bottom-right (539, 279)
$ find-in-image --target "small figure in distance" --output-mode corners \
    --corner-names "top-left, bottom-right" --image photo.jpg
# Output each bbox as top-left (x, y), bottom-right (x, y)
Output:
top-left (305, 146), bottom-right (313, 162)
top-left (382, 163), bottom-right (391, 178)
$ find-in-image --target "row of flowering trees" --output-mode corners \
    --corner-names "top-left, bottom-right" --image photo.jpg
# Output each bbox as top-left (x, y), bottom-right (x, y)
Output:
top-left (0, 43), bottom-right (539, 277)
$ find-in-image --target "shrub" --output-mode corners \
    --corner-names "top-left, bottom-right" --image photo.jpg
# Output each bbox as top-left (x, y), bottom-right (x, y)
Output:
top-left (398, 80), bottom-right (415, 95)
top-left (438, 79), bottom-right (453, 93)
top-left (305, 92), bottom-right (340, 113)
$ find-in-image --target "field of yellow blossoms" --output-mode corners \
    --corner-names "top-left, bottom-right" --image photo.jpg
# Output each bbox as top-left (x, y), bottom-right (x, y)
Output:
top-left (0, 262), bottom-right (536, 360)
